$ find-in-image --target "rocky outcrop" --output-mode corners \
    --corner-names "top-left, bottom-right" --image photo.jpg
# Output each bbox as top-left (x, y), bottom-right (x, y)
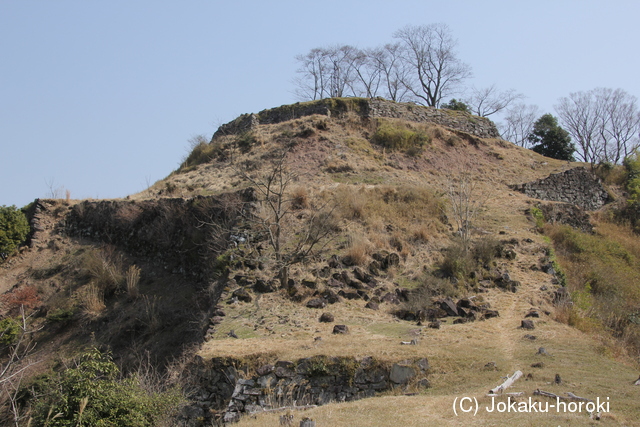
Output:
top-left (181, 355), bottom-right (430, 426)
top-left (213, 97), bottom-right (500, 140)
top-left (511, 167), bottom-right (610, 211)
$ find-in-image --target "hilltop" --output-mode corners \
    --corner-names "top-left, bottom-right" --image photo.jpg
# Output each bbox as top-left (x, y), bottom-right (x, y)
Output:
top-left (1, 98), bottom-right (639, 426)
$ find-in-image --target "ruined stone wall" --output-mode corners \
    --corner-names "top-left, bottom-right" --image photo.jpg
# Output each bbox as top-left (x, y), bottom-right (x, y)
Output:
top-left (180, 355), bottom-right (429, 426)
top-left (63, 189), bottom-right (256, 279)
top-left (511, 167), bottom-right (610, 211)
top-left (212, 97), bottom-right (500, 140)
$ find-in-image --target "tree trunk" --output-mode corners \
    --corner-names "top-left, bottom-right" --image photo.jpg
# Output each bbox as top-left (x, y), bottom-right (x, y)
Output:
top-left (488, 370), bottom-right (522, 394)
top-left (279, 265), bottom-right (289, 289)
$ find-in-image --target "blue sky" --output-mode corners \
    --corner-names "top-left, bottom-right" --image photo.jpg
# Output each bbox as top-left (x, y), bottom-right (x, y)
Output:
top-left (2, 1), bottom-right (639, 208)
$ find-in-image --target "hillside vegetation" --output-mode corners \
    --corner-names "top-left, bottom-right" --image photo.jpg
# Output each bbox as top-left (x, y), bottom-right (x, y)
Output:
top-left (1, 99), bottom-right (640, 426)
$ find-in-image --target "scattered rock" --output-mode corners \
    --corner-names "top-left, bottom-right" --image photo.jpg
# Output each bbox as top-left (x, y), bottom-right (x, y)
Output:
top-left (232, 288), bottom-right (252, 303)
top-left (253, 279), bottom-right (275, 293)
top-left (536, 347), bottom-right (551, 356)
top-left (521, 319), bottom-right (535, 330)
top-left (484, 362), bottom-right (498, 371)
top-left (306, 298), bottom-right (327, 309)
top-left (301, 280), bottom-right (317, 289)
top-left (319, 312), bottom-right (334, 323)
top-left (525, 309), bottom-right (540, 318)
top-left (482, 310), bottom-right (500, 319)
top-left (554, 373), bottom-right (562, 385)
top-left (417, 378), bottom-right (430, 388)
top-left (320, 289), bottom-right (340, 304)
top-left (437, 297), bottom-right (459, 317)
top-left (332, 324), bottom-right (349, 334)
top-left (503, 249), bottom-right (517, 260)
top-left (428, 320), bottom-right (441, 329)
top-left (531, 362), bottom-right (545, 368)
top-left (365, 301), bottom-right (379, 310)
top-left (523, 334), bottom-right (537, 340)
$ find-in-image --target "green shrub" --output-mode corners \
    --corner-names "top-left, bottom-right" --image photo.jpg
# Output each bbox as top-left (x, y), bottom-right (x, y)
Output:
top-left (0, 205), bottom-right (30, 259)
top-left (29, 348), bottom-right (183, 427)
top-left (371, 119), bottom-right (430, 151)
top-left (529, 207), bottom-right (545, 231)
top-left (47, 307), bottom-right (76, 323)
top-left (0, 318), bottom-right (21, 345)
top-left (624, 150), bottom-right (640, 203)
top-left (235, 131), bottom-right (260, 153)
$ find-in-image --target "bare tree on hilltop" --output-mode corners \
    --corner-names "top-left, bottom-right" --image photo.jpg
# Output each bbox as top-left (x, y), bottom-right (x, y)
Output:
top-left (293, 23), bottom-right (472, 106)
top-left (498, 103), bottom-right (541, 147)
top-left (556, 88), bottom-right (640, 165)
top-left (464, 85), bottom-right (524, 117)
top-left (393, 23), bottom-right (472, 107)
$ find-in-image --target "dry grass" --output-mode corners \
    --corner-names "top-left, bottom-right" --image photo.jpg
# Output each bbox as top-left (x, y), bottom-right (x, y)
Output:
top-left (125, 265), bottom-right (141, 299)
top-left (344, 235), bottom-right (371, 266)
top-left (79, 283), bottom-right (106, 318)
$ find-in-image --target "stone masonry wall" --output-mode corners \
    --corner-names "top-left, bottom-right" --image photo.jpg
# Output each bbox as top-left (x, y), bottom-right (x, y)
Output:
top-left (180, 355), bottom-right (429, 426)
top-left (511, 167), bottom-right (610, 211)
top-left (212, 97), bottom-right (500, 140)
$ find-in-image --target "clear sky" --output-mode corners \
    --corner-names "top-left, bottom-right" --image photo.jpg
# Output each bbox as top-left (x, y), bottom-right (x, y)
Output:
top-left (2, 1), bottom-right (639, 208)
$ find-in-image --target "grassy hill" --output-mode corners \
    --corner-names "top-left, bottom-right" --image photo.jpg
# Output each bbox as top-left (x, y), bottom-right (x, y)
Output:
top-left (1, 99), bottom-right (639, 426)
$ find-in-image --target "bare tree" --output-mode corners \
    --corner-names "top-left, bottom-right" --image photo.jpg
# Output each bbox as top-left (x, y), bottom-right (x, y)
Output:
top-left (598, 88), bottom-right (640, 163)
top-left (294, 45), bottom-right (363, 100)
top-left (1, 307), bottom-right (41, 427)
top-left (556, 90), bottom-right (607, 164)
top-left (293, 48), bottom-right (330, 101)
top-left (368, 43), bottom-right (413, 102)
top-left (498, 103), bottom-right (540, 147)
top-left (393, 23), bottom-right (472, 107)
top-left (349, 47), bottom-right (382, 98)
top-left (465, 85), bottom-right (524, 117)
top-left (556, 88), bottom-right (640, 165)
top-left (444, 171), bottom-right (486, 252)
top-left (235, 150), bottom-right (337, 288)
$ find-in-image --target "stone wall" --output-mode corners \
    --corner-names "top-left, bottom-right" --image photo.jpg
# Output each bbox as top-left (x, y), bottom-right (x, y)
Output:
top-left (180, 355), bottom-right (429, 425)
top-left (511, 167), bottom-right (610, 211)
top-left (212, 97), bottom-right (500, 140)
top-left (64, 189), bottom-right (257, 280)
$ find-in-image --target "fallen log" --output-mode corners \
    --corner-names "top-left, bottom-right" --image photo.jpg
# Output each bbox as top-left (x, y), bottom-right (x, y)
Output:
top-left (566, 392), bottom-right (593, 402)
top-left (489, 370), bottom-right (523, 394)
top-left (533, 389), bottom-right (592, 402)
top-left (533, 389), bottom-right (562, 400)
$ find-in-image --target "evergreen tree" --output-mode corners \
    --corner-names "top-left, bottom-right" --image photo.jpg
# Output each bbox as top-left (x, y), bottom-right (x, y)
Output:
top-left (0, 205), bottom-right (29, 259)
top-left (528, 114), bottom-right (575, 160)
top-left (441, 98), bottom-right (470, 113)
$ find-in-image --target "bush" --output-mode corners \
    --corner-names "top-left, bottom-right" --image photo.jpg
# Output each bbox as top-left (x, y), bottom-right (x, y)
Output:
top-left (404, 275), bottom-right (458, 313)
top-left (0, 205), bottom-right (29, 259)
top-left (81, 248), bottom-right (124, 296)
top-left (235, 131), bottom-right (260, 153)
top-left (0, 318), bottom-right (21, 345)
top-left (29, 348), bottom-right (183, 427)
top-left (472, 237), bottom-right (501, 266)
top-left (1, 285), bottom-right (40, 313)
top-left (371, 119), bottom-right (430, 151)
top-left (439, 241), bottom-right (474, 280)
